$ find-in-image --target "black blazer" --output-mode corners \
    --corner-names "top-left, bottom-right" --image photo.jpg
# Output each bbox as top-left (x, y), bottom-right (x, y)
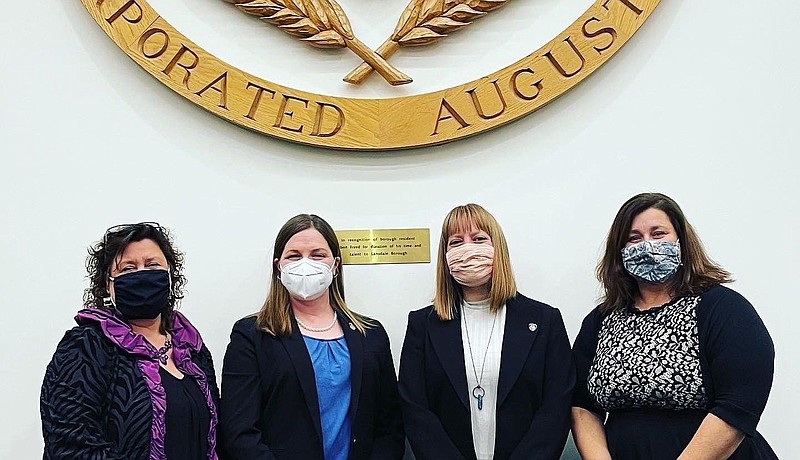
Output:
top-left (219, 312), bottom-right (404, 460)
top-left (399, 293), bottom-right (575, 460)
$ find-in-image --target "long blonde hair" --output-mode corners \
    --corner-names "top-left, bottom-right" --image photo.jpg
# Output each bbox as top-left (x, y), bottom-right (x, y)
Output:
top-left (256, 214), bottom-right (370, 336)
top-left (433, 204), bottom-right (517, 320)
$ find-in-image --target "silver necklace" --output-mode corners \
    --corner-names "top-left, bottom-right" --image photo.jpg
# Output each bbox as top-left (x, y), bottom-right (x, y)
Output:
top-left (296, 313), bottom-right (338, 332)
top-left (462, 309), bottom-right (498, 411)
top-left (152, 336), bottom-right (172, 365)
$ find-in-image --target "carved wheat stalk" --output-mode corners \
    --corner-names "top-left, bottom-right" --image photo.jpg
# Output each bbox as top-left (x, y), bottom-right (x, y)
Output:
top-left (225, 0), bottom-right (412, 85)
top-left (343, 0), bottom-right (506, 84)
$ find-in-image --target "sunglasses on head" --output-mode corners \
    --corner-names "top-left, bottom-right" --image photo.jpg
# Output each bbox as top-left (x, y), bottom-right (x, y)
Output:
top-left (103, 222), bottom-right (163, 243)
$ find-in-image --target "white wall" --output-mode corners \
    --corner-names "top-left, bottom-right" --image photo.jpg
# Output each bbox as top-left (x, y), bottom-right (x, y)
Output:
top-left (2, 0), bottom-right (798, 457)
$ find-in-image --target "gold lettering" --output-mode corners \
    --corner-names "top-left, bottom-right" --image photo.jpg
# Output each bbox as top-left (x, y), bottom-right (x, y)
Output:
top-left (195, 72), bottom-right (228, 109)
top-left (466, 80), bottom-right (507, 120)
top-left (244, 82), bottom-right (276, 121)
top-left (310, 102), bottom-right (345, 137)
top-left (274, 94), bottom-right (309, 133)
top-left (162, 45), bottom-right (199, 88)
top-left (431, 99), bottom-right (470, 136)
top-left (601, 0), bottom-right (643, 15)
top-left (543, 37), bottom-right (586, 78)
top-left (582, 17), bottom-right (617, 54)
top-left (138, 28), bottom-right (169, 59)
top-left (106, 0), bottom-right (142, 25)
top-left (510, 68), bottom-right (543, 101)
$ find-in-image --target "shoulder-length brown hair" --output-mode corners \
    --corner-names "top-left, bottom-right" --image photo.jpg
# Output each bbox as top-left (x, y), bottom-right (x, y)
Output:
top-left (256, 214), bottom-right (371, 336)
top-left (433, 204), bottom-right (517, 321)
top-left (597, 193), bottom-right (732, 312)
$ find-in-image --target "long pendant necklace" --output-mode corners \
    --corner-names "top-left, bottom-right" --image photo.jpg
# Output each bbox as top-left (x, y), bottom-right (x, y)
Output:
top-left (296, 313), bottom-right (338, 332)
top-left (463, 309), bottom-right (498, 411)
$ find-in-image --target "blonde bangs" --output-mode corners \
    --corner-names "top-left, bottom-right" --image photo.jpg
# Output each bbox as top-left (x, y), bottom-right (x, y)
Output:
top-left (442, 204), bottom-right (497, 240)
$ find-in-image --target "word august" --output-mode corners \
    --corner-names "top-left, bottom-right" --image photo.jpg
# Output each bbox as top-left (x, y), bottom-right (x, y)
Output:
top-left (433, 0), bottom-right (644, 136)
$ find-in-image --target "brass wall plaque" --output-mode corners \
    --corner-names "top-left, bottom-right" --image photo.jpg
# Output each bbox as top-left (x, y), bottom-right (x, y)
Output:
top-left (81, 0), bottom-right (660, 150)
top-left (336, 228), bottom-right (431, 264)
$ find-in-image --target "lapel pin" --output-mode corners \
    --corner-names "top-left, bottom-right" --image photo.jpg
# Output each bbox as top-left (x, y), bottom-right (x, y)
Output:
top-left (528, 323), bottom-right (538, 332)
top-left (349, 323), bottom-right (356, 330)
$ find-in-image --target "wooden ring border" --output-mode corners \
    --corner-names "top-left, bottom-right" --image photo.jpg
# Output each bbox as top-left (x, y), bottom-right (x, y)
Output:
top-left (81, 0), bottom-right (661, 151)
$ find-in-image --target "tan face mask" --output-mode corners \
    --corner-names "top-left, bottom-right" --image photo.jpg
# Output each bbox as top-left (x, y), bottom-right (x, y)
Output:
top-left (446, 243), bottom-right (495, 287)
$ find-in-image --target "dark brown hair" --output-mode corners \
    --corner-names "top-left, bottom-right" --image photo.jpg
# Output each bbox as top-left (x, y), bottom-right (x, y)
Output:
top-left (256, 214), bottom-right (370, 336)
top-left (597, 193), bottom-right (732, 312)
top-left (84, 222), bottom-right (186, 333)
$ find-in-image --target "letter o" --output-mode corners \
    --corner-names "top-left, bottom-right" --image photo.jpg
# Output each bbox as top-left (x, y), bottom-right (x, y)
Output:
top-left (138, 28), bottom-right (170, 59)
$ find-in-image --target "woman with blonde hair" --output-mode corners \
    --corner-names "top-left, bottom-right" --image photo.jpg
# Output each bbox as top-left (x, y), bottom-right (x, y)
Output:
top-left (399, 204), bottom-right (575, 460)
top-left (219, 214), bottom-right (404, 460)
top-left (571, 193), bottom-right (777, 459)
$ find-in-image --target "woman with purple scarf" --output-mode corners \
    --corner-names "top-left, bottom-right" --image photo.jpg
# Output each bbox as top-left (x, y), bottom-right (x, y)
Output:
top-left (40, 222), bottom-right (220, 460)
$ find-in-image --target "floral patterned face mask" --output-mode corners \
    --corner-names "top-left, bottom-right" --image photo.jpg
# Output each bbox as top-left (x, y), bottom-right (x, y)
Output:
top-left (621, 240), bottom-right (681, 284)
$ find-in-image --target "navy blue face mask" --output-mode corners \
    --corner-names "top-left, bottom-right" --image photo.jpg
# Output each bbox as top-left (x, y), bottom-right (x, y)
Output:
top-left (110, 269), bottom-right (171, 320)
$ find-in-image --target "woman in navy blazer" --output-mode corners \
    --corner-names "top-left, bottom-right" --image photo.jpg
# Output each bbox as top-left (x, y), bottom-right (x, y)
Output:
top-left (399, 204), bottom-right (575, 460)
top-left (219, 214), bottom-right (404, 460)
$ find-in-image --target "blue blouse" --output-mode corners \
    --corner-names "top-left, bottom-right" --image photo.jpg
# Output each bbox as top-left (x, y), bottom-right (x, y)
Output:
top-left (303, 335), bottom-right (352, 460)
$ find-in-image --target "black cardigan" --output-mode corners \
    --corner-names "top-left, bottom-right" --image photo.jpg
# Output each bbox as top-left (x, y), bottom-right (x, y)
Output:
top-left (399, 293), bottom-right (575, 460)
top-left (218, 313), bottom-right (405, 460)
top-left (572, 284), bottom-right (777, 458)
top-left (40, 324), bottom-right (220, 459)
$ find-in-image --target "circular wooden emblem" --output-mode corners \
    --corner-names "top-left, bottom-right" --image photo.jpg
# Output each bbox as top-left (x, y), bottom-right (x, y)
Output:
top-left (83, 0), bottom-right (659, 150)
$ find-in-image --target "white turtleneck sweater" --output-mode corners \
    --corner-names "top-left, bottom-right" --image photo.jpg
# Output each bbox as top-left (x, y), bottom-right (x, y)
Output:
top-left (460, 299), bottom-right (506, 460)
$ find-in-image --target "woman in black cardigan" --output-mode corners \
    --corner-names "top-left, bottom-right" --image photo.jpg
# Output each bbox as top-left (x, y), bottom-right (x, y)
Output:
top-left (571, 193), bottom-right (777, 459)
top-left (40, 223), bottom-right (220, 460)
top-left (399, 203), bottom-right (575, 460)
top-left (219, 214), bottom-right (404, 460)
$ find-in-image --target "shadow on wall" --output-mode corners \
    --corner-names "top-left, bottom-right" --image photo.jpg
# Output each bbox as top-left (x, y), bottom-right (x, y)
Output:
top-left (401, 433), bottom-right (581, 459)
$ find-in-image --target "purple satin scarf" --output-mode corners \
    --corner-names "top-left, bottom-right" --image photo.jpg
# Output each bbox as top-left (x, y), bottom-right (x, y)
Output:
top-left (76, 308), bottom-right (219, 460)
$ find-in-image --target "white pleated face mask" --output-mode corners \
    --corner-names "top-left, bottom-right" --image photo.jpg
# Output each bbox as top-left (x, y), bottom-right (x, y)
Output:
top-left (279, 258), bottom-right (334, 301)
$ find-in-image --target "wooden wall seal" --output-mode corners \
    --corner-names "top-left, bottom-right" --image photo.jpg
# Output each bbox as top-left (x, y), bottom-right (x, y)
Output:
top-left (83, 0), bottom-right (660, 150)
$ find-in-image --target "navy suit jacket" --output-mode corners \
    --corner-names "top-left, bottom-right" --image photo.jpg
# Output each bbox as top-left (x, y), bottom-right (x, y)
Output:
top-left (399, 294), bottom-right (575, 460)
top-left (219, 313), bottom-right (404, 460)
